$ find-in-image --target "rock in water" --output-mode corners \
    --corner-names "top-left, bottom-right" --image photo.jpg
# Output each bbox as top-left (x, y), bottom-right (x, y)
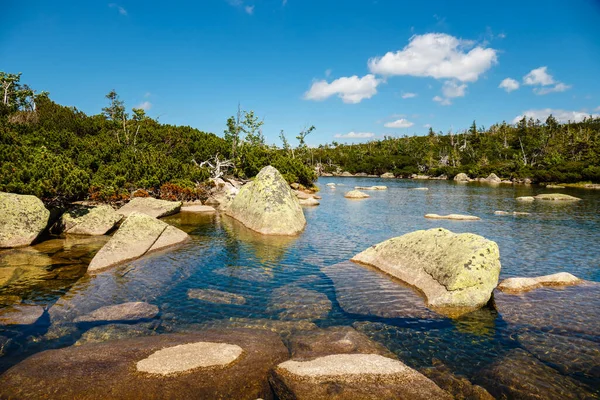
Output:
top-left (453, 173), bottom-right (470, 182)
top-left (485, 173), bottom-right (501, 183)
top-left (0, 329), bottom-right (288, 400)
top-left (60, 205), bottom-right (122, 235)
top-left (0, 304), bottom-right (45, 325)
top-left (424, 213), bottom-right (480, 221)
top-left (298, 197), bottom-right (320, 206)
top-left (380, 172), bottom-right (395, 178)
top-left (344, 190), bottom-right (370, 199)
top-left (73, 301), bottom-right (159, 323)
top-left (497, 272), bottom-right (582, 293)
top-left (516, 196), bottom-right (535, 202)
top-left (225, 166), bottom-right (306, 235)
top-left (88, 212), bottom-right (188, 272)
top-left (534, 193), bottom-right (581, 201)
top-left (0, 192), bottom-right (50, 248)
top-left (269, 354), bottom-right (452, 400)
top-left (351, 228), bottom-right (501, 316)
top-left (117, 197), bottom-right (182, 218)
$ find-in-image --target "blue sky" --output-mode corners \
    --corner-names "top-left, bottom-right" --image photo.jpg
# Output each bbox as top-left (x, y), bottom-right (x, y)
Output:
top-left (2, 0), bottom-right (600, 146)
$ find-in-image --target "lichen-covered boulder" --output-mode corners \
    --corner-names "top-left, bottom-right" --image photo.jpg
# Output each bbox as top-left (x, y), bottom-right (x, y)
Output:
top-left (270, 354), bottom-right (452, 400)
top-left (380, 172), bottom-right (395, 178)
top-left (0, 192), bottom-right (50, 248)
top-left (88, 212), bottom-right (188, 272)
top-left (453, 173), bottom-right (470, 182)
top-left (485, 173), bottom-right (501, 183)
top-left (117, 197), bottom-right (182, 218)
top-left (225, 166), bottom-right (306, 235)
top-left (60, 205), bottom-right (122, 235)
top-left (351, 228), bottom-right (501, 316)
top-left (535, 193), bottom-right (581, 201)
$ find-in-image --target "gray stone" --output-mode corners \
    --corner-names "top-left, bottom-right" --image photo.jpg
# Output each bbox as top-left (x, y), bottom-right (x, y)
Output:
top-left (344, 190), bottom-right (370, 199)
top-left (117, 197), bottom-right (182, 218)
top-left (267, 285), bottom-right (331, 320)
top-left (0, 192), bottom-right (50, 248)
top-left (535, 193), bottom-right (581, 201)
top-left (0, 304), bottom-right (44, 325)
top-left (497, 272), bottom-right (582, 293)
top-left (75, 322), bottom-right (159, 346)
top-left (180, 204), bottom-right (216, 213)
top-left (454, 173), bottom-right (470, 182)
top-left (60, 205), bottom-right (122, 235)
top-left (188, 288), bottom-right (246, 305)
top-left (73, 301), bottom-right (158, 323)
top-left (424, 213), bottom-right (480, 221)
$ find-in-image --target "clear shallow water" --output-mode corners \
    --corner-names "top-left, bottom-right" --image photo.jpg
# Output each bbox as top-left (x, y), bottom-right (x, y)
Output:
top-left (1, 178), bottom-right (599, 395)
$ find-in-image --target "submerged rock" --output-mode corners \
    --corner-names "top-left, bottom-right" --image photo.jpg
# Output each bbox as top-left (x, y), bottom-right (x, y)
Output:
top-left (344, 190), bottom-right (370, 199)
top-left (213, 266), bottom-right (272, 282)
top-left (298, 197), bottom-right (320, 206)
top-left (73, 301), bottom-right (159, 323)
top-left (516, 196), bottom-right (535, 202)
top-left (225, 166), bottom-right (306, 235)
top-left (535, 193), bottom-right (581, 201)
top-left (267, 285), bottom-right (332, 320)
top-left (195, 318), bottom-right (318, 339)
top-left (270, 354), bottom-right (452, 400)
top-left (546, 184), bottom-right (566, 189)
top-left (424, 213), bottom-right (480, 221)
top-left (352, 228), bottom-right (501, 316)
top-left (322, 261), bottom-right (442, 319)
top-left (88, 212), bottom-right (188, 272)
top-left (60, 205), bottom-right (122, 235)
top-left (188, 288), bottom-right (246, 305)
top-left (380, 172), bottom-right (395, 178)
top-left (476, 349), bottom-right (594, 400)
top-left (0, 329), bottom-right (289, 400)
top-left (117, 197), bottom-right (182, 218)
top-left (497, 272), bottom-right (582, 293)
top-left (0, 192), bottom-right (50, 248)
top-left (287, 326), bottom-right (396, 360)
top-left (494, 210), bottom-right (530, 216)
top-left (75, 322), bottom-right (159, 346)
top-left (421, 360), bottom-right (494, 400)
top-left (0, 304), bottom-right (45, 325)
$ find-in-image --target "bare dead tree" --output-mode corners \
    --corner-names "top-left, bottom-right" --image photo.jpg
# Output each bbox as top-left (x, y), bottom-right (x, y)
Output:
top-left (196, 153), bottom-right (235, 179)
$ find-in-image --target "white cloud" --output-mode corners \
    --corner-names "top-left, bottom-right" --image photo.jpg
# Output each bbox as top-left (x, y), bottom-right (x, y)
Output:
top-left (512, 108), bottom-right (599, 124)
top-left (442, 80), bottom-right (467, 98)
top-left (523, 66), bottom-right (554, 86)
top-left (384, 119), bottom-right (414, 128)
top-left (401, 92), bottom-right (417, 99)
top-left (304, 74), bottom-right (382, 104)
top-left (136, 101), bottom-right (152, 111)
top-left (433, 95), bottom-right (452, 106)
top-left (108, 3), bottom-right (127, 15)
top-left (368, 33), bottom-right (498, 82)
top-left (334, 132), bottom-right (375, 139)
top-left (244, 5), bottom-right (254, 14)
top-left (499, 78), bottom-right (519, 92)
top-left (534, 82), bottom-right (572, 95)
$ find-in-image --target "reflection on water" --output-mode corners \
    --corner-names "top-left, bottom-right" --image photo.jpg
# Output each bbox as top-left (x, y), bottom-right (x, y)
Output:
top-left (1, 177), bottom-right (599, 395)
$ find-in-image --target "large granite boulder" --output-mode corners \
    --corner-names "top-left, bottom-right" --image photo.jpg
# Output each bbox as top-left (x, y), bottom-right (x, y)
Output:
top-left (60, 205), bottom-right (122, 235)
top-left (225, 166), bottom-right (306, 235)
top-left (484, 173), bottom-right (501, 183)
top-left (380, 172), bottom-right (395, 178)
top-left (0, 329), bottom-right (289, 400)
top-left (0, 192), bottom-right (50, 248)
top-left (117, 197), bottom-right (182, 218)
top-left (352, 228), bottom-right (501, 316)
top-left (270, 353), bottom-right (452, 400)
top-left (88, 212), bottom-right (188, 272)
top-left (453, 173), bottom-right (470, 182)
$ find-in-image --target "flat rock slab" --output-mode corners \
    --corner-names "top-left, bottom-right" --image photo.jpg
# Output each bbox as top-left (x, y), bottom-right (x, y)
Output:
top-left (322, 261), bottom-right (442, 320)
top-left (88, 212), bottom-right (188, 272)
top-left (195, 318), bottom-right (317, 339)
top-left (73, 301), bottom-right (159, 323)
top-left (493, 282), bottom-right (600, 336)
top-left (137, 341), bottom-right (243, 375)
top-left (267, 285), bottom-right (332, 320)
top-left (476, 349), bottom-right (594, 400)
top-left (188, 288), bottom-right (246, 305)
top-left (270, 354), bottom-right (452, 400)
top-left (0, 304), bottom-right (44, 325)
top-left (354, 186), bottom-right (387, 190)
top-left (497, 272), bottom-right (582, 293)
top-left (180, 205), bottom-right (216, 213)
top-left (0, 192), bottom-right (50, 248)
top-left (118, 197), bottom-right (182, 218)
top-left (425, 213), bottom-right (480, 221)
top-left (344, 190), bottom-right (370, 198)
top-left (288, 326), bottom-right (396, 360)
top-left (534, 193), bottom-right (581, 201)
top-left (410, 187), bottom-right (429, 190)
top-left (516, 196), bottom-right (535, 201)
top-left (421, 360), bottom-right (494, 400)
top-left (61, 205), bottom-right (122, 235)
top-left (214, 266), bottom-right (272, 282)
top-left (0, 329), bottom-right (289, 400)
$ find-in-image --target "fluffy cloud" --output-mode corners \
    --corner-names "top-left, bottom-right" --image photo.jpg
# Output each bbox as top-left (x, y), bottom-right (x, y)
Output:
top-left (304, 74), bottom-right (382, 104)
top-left (442, 80), bottom-right (467, 98)
top-left (334, 132), bottom-right (375, 139)
top-left (401, 92), bottom-right (417, 99)
top-left (108, 3), bottom-right (127, 15)
top-left (523, 67), bottom-right (554, 86)
top-left (368, 33), bottom-right (497, 82)
top-left (523, 66), bottom-right (570, 95)
top-left (136, 101), bottom-right (152, 111)
top-left (244, 5), bottom-right (254, 14)
top-left (433, 95), bottom-right (451, 106)
top-left (499, 78), bottom-right (519, 92)
top-left (384, 118), bottom-right (414, 128)
top-left (512, 108), bottom-right (599, 124)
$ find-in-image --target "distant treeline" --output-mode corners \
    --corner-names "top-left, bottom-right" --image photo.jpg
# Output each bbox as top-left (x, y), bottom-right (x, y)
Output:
top-left (310, 118), bottom-right (600, 183)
